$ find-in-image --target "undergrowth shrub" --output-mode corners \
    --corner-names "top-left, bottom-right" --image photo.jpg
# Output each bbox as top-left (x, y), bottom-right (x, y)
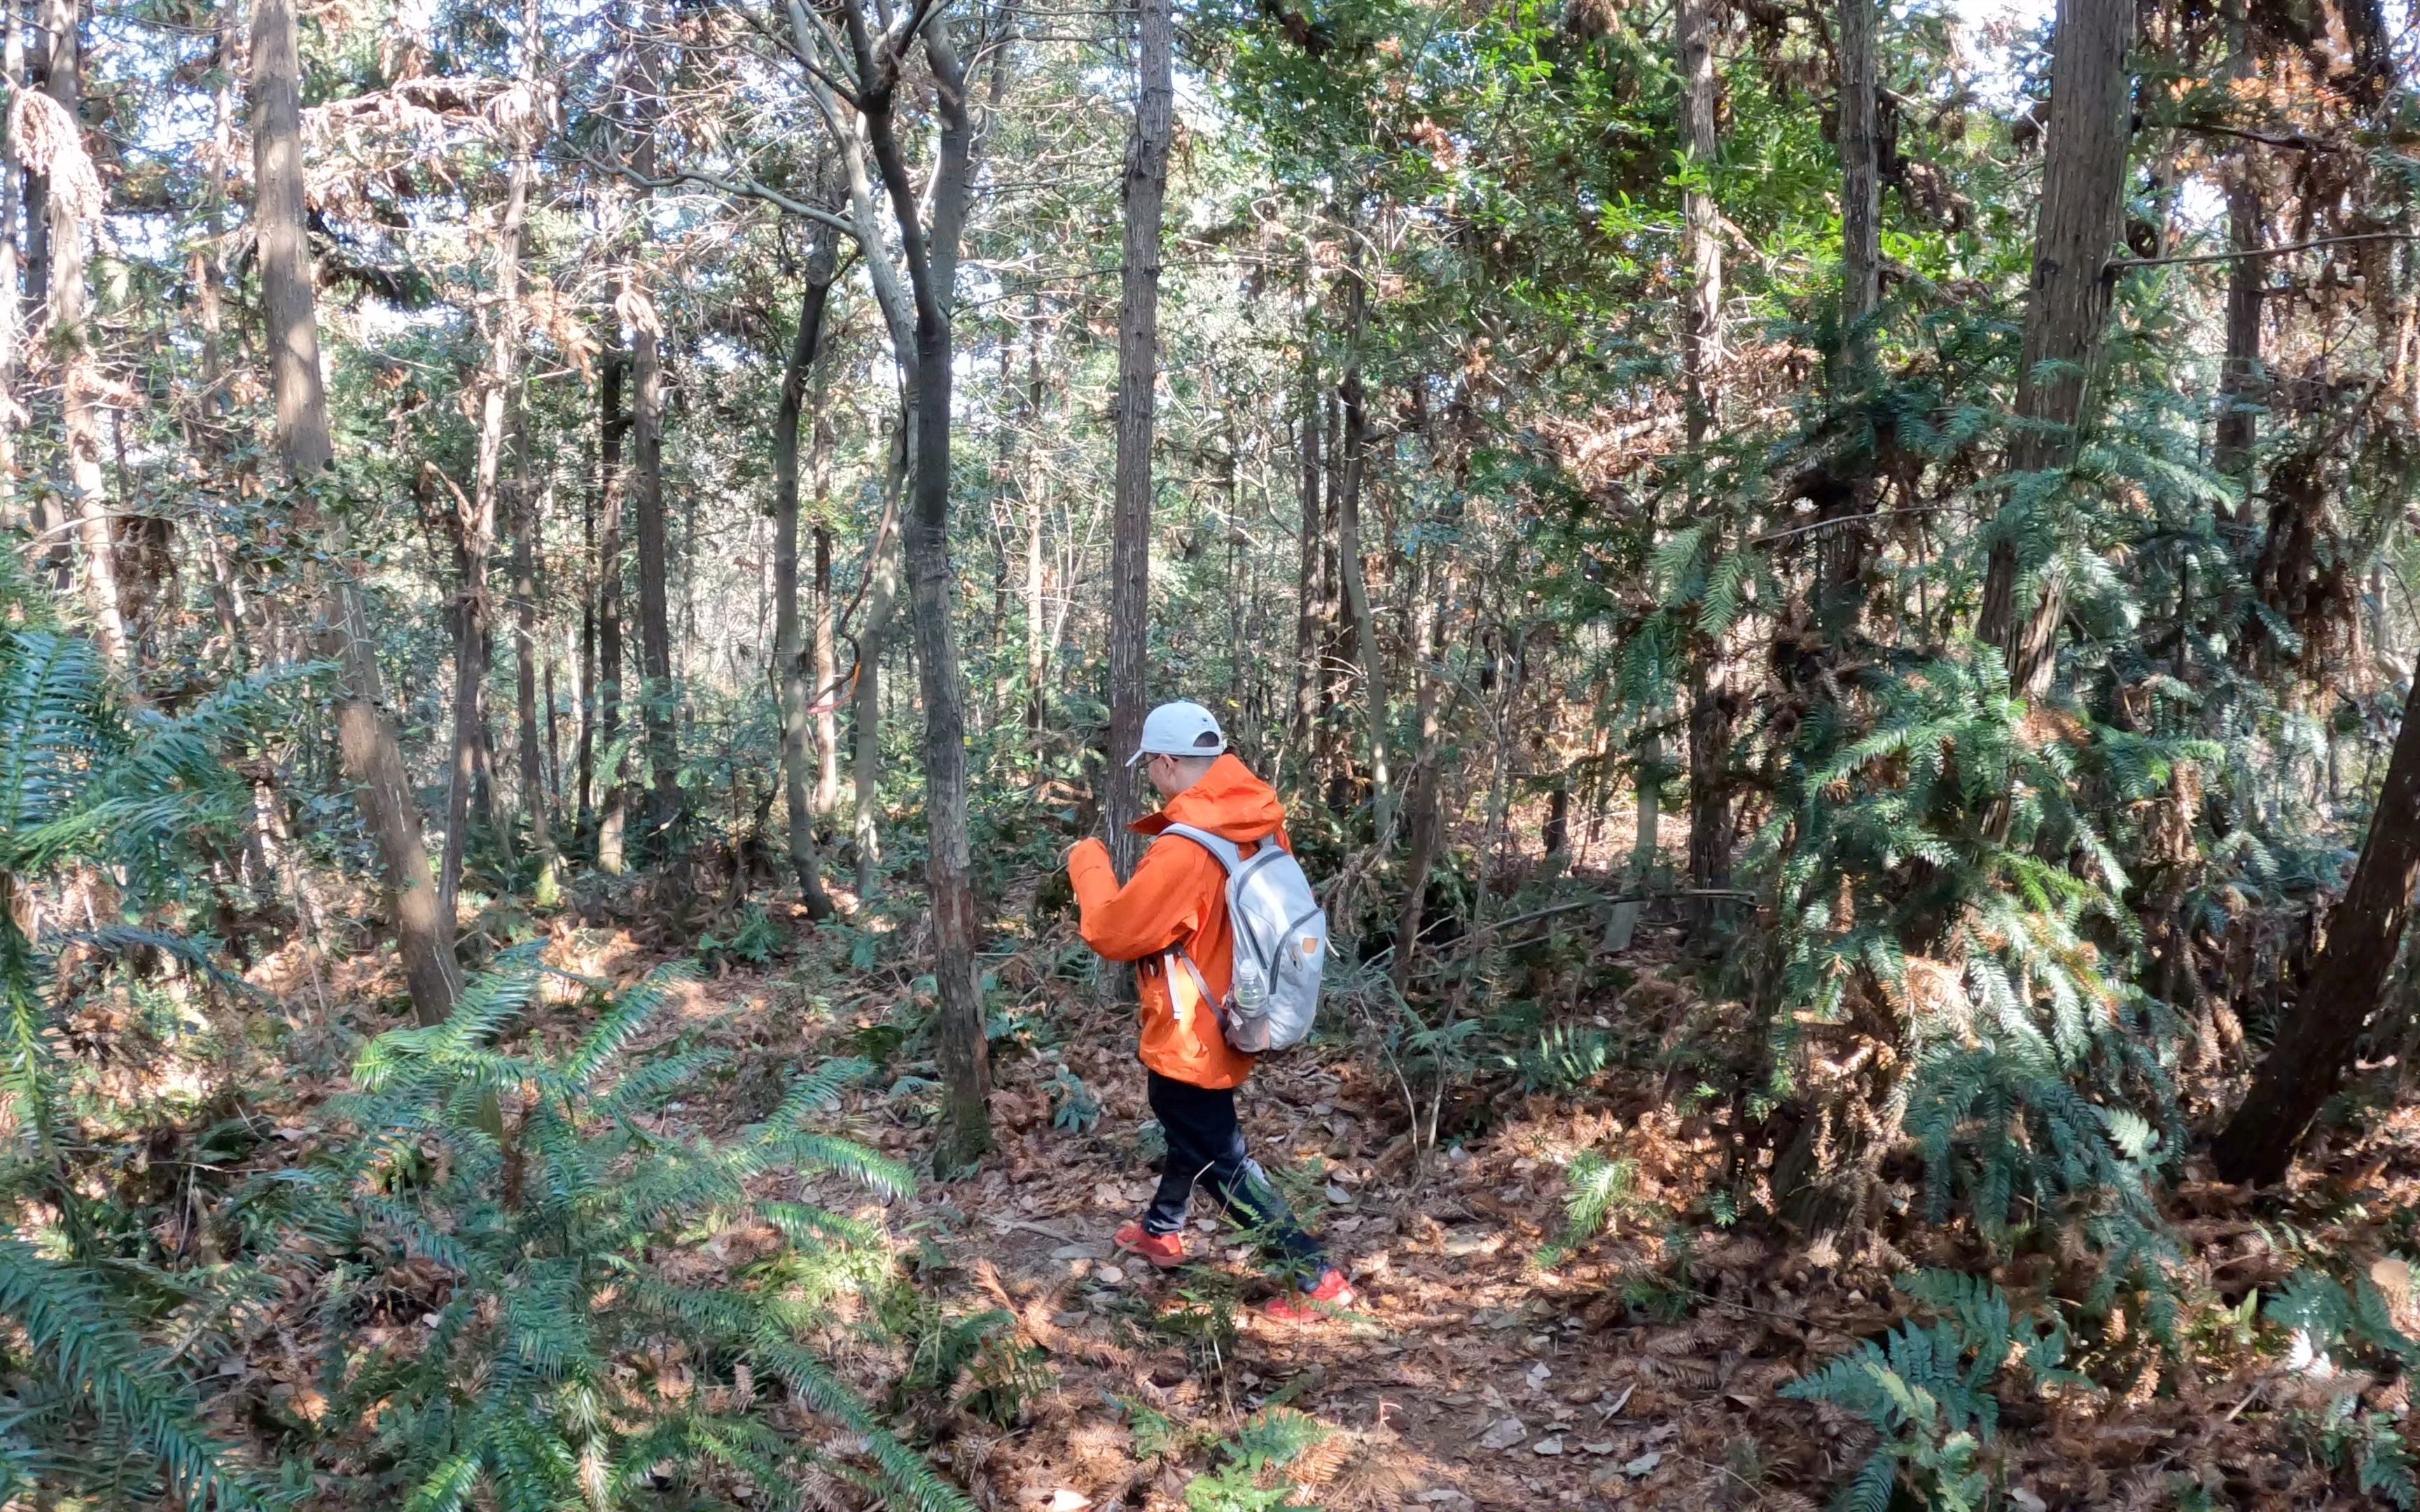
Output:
top-left (1783, 1270), bottom-right (2081, 1512)
top-left (232, 953), bottom-right (965, 1511)
top-left (1743, 643), bottom-right (2194, 1305)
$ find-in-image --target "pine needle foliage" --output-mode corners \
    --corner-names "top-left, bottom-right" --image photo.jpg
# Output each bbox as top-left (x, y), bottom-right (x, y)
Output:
top-left (226, 952), bottom-right (968, 1512)
top-left (0, 620), bottom-right (295, 1511)
top-left (1536, 1149), bottom-right (1640, 1266)
top-left (1783, 1270), bottom-right (2080, 1512)
top-left (1745, 640), bottom-right (2199, 1294)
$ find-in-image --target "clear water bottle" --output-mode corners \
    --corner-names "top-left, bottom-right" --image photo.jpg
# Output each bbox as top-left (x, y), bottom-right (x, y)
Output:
top-left (1232, 955), bottom-right (1269, 1014)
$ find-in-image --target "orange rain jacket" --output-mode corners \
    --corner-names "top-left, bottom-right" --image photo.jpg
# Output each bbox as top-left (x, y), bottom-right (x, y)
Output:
top-left (1067, 753), bottom-right (1292, 1091)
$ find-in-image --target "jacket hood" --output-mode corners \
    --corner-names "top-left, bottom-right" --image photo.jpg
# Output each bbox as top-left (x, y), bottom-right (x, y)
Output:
top-left (1131, 753), bottom-right (1285, 842)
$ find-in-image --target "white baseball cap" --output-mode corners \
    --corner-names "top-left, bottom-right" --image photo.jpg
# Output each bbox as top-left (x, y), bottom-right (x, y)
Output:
top-left (1127, 700), bottom-right (1226, 766)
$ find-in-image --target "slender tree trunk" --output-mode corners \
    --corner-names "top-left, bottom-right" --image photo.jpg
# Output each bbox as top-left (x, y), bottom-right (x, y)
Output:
top-left (810, 340), bottom-right (841, 816)
top-left (252, 0), bottom-right (458, 1023)
top-left (1678, 0), bottom-right (1737, 924)
top-left (0, 0), bottom-right (24, 535)
top-left (594, 341), bottom-right (631, 872)
top-left (629, 6), bottom-right (681, 846)
top-left (1974, 0), bottom-right (2136, 699)
top-left (506, 0), bottom-right (547, 864)
top-left (2211, 171), bottom-right (2262, 502)
top-left (853, 7), bottom-right (989, 1170)
top-left (1606, 739), bottom-right (1661, 953)
top-left (1292, 329), bottom-right (1321, 755)
top-left (1838, 0), bottom-right (1879, 373)
top-left (1104, 0), bottom-right (1172, 878)
top-left (1337, 255), bottom-right (1391, 832)
top-left (854, 414), bottom-right (905, 899)
top-left (773, 241), bottom-right (837, 919)
top-left (813, 522), bottom-right (840, 813)
top-left (1392, 575), bottom-right (1445, 990)
top-left (442, 23), bottom-right (538, 905)
top-left (2215, 671), bottom-right (2420, 1184)
top-left (1022, 290), bottom-right (1048, 748)
top-left (577, 468), bottom-right (597, 832)
top-left (512, 464), bottom-right (550, 857)
top-left (34, 0), bottom-right (127, 669)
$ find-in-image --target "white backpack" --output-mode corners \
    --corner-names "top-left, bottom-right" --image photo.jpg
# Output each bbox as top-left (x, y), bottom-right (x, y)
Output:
top-left (1162, 823), bottom-right (1328, 1054)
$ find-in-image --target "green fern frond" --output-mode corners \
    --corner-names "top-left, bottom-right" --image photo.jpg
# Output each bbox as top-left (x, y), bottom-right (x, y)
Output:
top-left (0, 1238), bottom-right (272, 1512)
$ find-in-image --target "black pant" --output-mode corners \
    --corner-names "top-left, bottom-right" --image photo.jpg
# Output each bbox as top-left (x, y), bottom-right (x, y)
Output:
top-left (1143, 1070), bottom-right (1325, 1271)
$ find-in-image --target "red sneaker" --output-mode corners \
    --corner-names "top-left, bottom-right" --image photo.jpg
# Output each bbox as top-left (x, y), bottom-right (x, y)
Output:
top-left (1112, 1222), bottom-right (1188, 1269)
top-left (1263, 1268), bottom-right (1356, 1322)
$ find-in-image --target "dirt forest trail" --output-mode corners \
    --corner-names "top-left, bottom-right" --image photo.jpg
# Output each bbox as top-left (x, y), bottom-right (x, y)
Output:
top-left (650, 908), bottom-right (1873, 1512)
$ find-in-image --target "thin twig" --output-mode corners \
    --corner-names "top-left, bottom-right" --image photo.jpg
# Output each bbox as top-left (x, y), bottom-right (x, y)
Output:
top-left (2112, 230), bottom-right (2420, 270)
top-left (1754, 503), bottom-right (1948, 547)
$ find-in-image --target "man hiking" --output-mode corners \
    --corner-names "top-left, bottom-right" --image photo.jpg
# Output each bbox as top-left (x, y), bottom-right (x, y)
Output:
top-left (1066, 700), bottom-right (1354, 1322)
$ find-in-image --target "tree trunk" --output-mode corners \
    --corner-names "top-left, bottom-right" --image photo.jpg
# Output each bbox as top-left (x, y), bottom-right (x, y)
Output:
top-left (1391, 575), bottom-right (1445, 990)
top-left (251, 0), bottom-right (458, 1024)
top-left (1678, 0), bottom-right (1736, 923)
top-left (629, 7), bottom-right (681, 847)
top-left (2214, 672), bottom-right (2420, 1184)
top-left (504, 0), bottom-right (547, 864)
top-left (33, 0), bottom-right (128, 670)
top-left (1337, 256), bottom-right (1391, 833)
top-left (1838, 0), bottom-right (1879, 372)
top-left (577, 465), bottom-right (597, 832)
top-left (1292, 330), bottom-right (1322, 757)
top-left (442, 28), bottom-right (536, 906)
top-left (1974, 0), bottom-right (2136, 699)
top-left (632, 318), bottom-right (677, 844)
top-left (0, 0), bottom-right (25, 536)
top-left (594, 340), bottom-right (631, 872)
top-left (773, 241), bottom-right (837, 919)
top-left (1606, 738), bottom-right (1661, 953)
top-left (512, 465), bottom-right (550, 858)
top-left (853, 6), bottom-right (989, 1170)
top-left (1022, 290), bottom-right (1048, 748)
top-left (1104, 0), bottom-right (1172, 878)
top-left (813, 522), bottom-right (840, 814)
top-left (854, 415), bottom-right (905, 899)
top-left (2211, 173), bottom-right (2262, 503)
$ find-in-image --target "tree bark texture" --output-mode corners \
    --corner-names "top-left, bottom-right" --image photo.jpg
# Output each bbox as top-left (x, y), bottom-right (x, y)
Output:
top-left (512, 463), bottom-right (550, 856)
top-left (853, 416), bottom-right (904, 899)
top-left (774, 247), bottom-right (837, 918)
top-left (1337, 258), bottom-right (1391, 834)
top-left (629, 6), bottom-right (681, 846)
top-left (1291, 336), bottom-right (1322, 756)
top-left (1022, 291), bottom-right (1048, 747)
top-left (507, 0), bottom-right (548, 858)
top-left (445, 1), bottom-right (540, 901)
top-left (251, 0), bottom-right (458, 1023)
top-left (2214, 670), bottom-right (2420, 1185)
top-left (594, 340), bottom-right (631, 872)
top-left (32, 0), bottom-right (129, 669)
top-left (2212, 160), bottom-right (2263, 504)
top-left (851, 3), bottom-right (991, 1169)
top-left (0, 1), bottom-right (25, 536)
top-left (1837, 0), bottom-right (1879, 372)
top-left (813, 521), bottom-right (840, 814)
top-left (1975, 0), bottom-right (2136, 699)
top-left (1392, 578), bottom-right (1445, 990)
top-left (1680, 0), bottom-right (1736, 918)
top-left (1104, 0), bottom-right (1172, 879)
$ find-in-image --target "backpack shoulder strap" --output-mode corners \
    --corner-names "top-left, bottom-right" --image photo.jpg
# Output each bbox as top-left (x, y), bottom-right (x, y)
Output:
top-left (1160, 822), bottom-right (1246, 874)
